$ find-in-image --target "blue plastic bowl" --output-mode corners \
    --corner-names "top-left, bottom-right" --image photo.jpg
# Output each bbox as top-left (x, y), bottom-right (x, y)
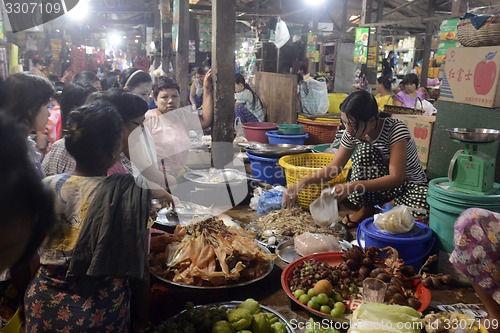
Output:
top-left (246, 152), bottom-right (286, 186)
top-left (357, 218), bottom-right (434, 269)
top-left (265, 130), bottom-right (308, 145)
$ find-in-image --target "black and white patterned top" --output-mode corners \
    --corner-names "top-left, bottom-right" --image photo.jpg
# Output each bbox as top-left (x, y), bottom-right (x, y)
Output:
top-left (340, 117), bottom-right (427, 184)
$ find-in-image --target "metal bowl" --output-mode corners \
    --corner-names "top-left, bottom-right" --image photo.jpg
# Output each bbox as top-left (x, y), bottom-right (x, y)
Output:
top-left (447, 128), bottom-right (500, 143)
top-left (245, 143), bottom-right (312, 158)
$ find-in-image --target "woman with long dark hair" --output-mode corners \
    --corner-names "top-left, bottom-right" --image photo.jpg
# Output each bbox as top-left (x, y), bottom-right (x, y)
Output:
top-left (284, 90), bottom-right (428, 227)
top-left (235, 73), bottom-right (265, 122)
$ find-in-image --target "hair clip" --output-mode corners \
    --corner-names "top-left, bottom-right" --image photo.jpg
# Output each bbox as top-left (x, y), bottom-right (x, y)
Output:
top-left (63, 122), bottom-right (82, 141)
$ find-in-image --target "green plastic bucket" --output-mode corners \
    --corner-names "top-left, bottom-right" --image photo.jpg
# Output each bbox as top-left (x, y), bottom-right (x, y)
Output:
top-left (427, 178), bottom-right (500, 253)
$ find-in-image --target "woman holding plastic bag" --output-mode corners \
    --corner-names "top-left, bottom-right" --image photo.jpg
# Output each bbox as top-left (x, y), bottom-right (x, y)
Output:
top-left (283, 90), bottom-right (428, 228)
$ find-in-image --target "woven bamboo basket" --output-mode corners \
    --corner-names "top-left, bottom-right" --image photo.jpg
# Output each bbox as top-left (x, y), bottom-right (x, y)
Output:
top-left (457, 16), bottom-right (500, 47)
top-left (383, 97), bottom-right (423, 115)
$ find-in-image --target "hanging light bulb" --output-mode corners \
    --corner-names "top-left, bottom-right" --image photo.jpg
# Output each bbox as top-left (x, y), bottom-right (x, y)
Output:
top-left (304, 0), bottom-right (326, 6)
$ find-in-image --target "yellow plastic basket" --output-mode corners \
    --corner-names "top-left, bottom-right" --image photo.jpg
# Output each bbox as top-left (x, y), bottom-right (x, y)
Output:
top-left (279, 153), bottom-right (351, 210)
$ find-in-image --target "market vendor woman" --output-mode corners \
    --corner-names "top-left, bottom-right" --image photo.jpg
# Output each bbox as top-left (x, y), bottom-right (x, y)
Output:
top-left (283, 90), bottom-right (428, 227)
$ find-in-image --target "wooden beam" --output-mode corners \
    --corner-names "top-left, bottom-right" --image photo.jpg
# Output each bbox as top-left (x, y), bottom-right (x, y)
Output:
top-left (359, 15), bottom-right (451, 27)
top-left (176, 0), bottom-right (190, 106)
top-left (383, 0), bottom-right (426, 17)
top-left (211, 0), bottom-right (236, 169)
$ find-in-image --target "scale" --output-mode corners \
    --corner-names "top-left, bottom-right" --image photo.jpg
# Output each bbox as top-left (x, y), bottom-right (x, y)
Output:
top-left (447, 128), bottom-right (500, 195)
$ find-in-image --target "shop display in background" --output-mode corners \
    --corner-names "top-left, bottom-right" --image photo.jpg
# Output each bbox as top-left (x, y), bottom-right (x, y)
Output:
top-left (0, 47), bottom-right (6, 79)
top-left (353, 28), bottom-right (369, 64)
top-left (440, 46), bottom-right (500, 108)
top-left (236, 38), bottom-right (257, 75)
top-left (171, 0), bottom-right (179, 51)
top-left (436, 19), bottom-right (461, 65)
top-left (50, 39), bottom-right (62, 61)
top-left (7, 42), bottom-right (19, 75)
top-left (198, 15), bottom-right (212, 53)
top-left (189, 40), bottom-right (195, 63)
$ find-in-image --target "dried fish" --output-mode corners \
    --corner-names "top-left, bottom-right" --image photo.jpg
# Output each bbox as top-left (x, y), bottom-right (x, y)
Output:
top-left (150, 217), bottom-right (275, 287)
top-left (253, 208), bottom-right (347, 245)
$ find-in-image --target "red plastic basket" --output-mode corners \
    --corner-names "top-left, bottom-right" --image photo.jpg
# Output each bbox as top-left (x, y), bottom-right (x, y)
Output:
top-left (297, 119), bottom-right (340, 145)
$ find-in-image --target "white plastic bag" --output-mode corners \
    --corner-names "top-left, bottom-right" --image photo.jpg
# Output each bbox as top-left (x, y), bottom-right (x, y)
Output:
top-left (274, 19), bottom-right (290, 49)
top-left (421, 99), bottom-right (437, 116)
top-left (309, 188), bottom-right (340, 228)
top-left (300, 78), bottom-right (329, 115)
top-left (373, 205), bottom-right (415, 234)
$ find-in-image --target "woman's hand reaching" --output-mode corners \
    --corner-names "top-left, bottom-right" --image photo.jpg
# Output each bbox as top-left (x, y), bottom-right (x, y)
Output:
top-left (282, 183), bottom-right (303, 208)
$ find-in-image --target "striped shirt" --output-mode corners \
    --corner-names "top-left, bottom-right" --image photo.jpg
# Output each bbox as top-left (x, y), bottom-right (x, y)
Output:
top-left (340, 117), bottom-right (427, 184)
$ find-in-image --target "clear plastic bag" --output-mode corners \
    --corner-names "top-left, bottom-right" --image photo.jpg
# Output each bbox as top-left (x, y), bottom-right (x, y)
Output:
top-left (373, 205), bottom-right (415, 234)
top-left (234, 117), bottom-right (244, 137)
top-left (299, 78), bottom-right (329, 115)
top-left (274, 19), bottom-right (290, 49)
top-left (309, 188), bottom-right (340, 228)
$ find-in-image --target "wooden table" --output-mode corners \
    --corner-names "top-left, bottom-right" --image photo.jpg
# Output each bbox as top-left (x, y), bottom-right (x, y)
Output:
top-left (149, 205), bottom-right (483, 330)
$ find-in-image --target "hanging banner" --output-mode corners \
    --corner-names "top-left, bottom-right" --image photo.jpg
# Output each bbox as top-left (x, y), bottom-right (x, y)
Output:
top-left (435, 18), bottom-right (461, 65)
top-left (367, 42), bottom-right (377, 67)
top-left (306, 31), bottom-right (317, 58)
top-left (353, 27), bottom-right (369, 64)
top-left (439, 18), bottom-right (459, 41)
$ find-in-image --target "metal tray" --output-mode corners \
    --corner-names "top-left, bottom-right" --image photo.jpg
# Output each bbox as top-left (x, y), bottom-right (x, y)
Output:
top-left (276, 239), bottom-right (301, 264)
top-left (246, 143), bottom-right (312, 158)
top-left (447, 128), bottom-right (500, 143)
top-left (151, 243), bottom-right (274, 289)
top-left (168, 301), bottom-right (295, 333)
top-left (183, 168), bottom-right (243, 184)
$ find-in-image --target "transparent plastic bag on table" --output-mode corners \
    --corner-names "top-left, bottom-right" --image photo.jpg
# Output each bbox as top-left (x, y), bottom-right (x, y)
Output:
top-left (373, 204), bottom-right (415, 234)
top-left (309, 187), bottom-right (340, 228)
top-left (299, 78), bottom-right (329, 115)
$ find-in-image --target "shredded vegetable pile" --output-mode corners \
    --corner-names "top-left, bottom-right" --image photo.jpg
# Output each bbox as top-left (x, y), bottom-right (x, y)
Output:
top-left (150, 217), bottom-right (276, 286)
top-left (253, 208), bottom-right (346, 246)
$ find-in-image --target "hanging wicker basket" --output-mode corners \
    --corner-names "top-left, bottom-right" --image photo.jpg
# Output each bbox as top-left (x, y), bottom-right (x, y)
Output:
top-left (457, 16), bottom-right (500, 47)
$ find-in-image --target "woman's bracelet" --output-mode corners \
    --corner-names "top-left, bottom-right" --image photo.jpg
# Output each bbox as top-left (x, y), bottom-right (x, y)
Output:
top-left (133, 320), bottom-right (152, 333)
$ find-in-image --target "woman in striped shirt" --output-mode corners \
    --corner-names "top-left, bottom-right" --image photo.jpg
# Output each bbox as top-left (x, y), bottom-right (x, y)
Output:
top-left (284, 90), bottom-right (428, 228)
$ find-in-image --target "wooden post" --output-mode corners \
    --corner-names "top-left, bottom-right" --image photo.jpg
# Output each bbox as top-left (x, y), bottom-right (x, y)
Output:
top-left (212, 0), bottom-right (236, 169)
top-left (176, 0), bottom-right (189, 106)
top-left (420, 0), bottom-right (436, 90)
top-left (376, 0), bottom-right (385, 73)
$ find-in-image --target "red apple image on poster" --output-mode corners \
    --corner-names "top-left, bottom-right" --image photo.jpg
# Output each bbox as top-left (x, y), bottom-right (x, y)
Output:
top-left (474, 52), bottom-right (497, 95)
top-left (413, 126), bottom-right (428, 139)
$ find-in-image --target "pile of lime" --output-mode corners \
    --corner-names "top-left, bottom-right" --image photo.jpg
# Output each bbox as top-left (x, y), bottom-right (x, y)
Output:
top-left (292, 279), bottom-right (346, 318)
